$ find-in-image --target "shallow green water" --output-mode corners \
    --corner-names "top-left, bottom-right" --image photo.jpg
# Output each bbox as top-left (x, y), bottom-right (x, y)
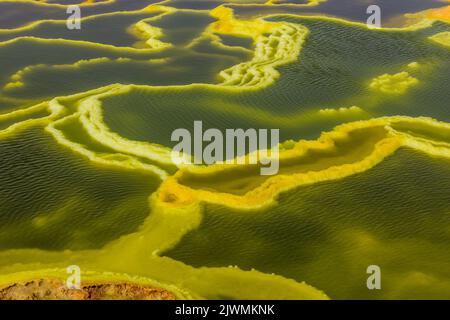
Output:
top-left (166, 149), bottom-right (450, 299)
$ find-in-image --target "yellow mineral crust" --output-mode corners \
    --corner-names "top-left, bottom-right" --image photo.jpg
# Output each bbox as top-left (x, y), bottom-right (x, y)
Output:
top-left (0, 269), bottom-right (190, 300)
top-left (208, 6), bottom-right (308, 89)
top-left (369, 71), bottom-right (419, 94)
top-left (425, 5), bottom-right (450, 23)
top-left (430, 31), bottom-right (450, 47)
top-left (127, 5), bottom-right (176, 50)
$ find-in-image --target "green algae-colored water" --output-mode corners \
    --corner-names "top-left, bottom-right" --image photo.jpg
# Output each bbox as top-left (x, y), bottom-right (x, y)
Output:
top-left (0, 0), bottom-right (449, 299)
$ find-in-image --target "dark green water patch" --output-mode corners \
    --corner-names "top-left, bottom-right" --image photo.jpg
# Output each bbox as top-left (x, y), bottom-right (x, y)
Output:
top-left (0, 127), bottom-right (160, 250)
